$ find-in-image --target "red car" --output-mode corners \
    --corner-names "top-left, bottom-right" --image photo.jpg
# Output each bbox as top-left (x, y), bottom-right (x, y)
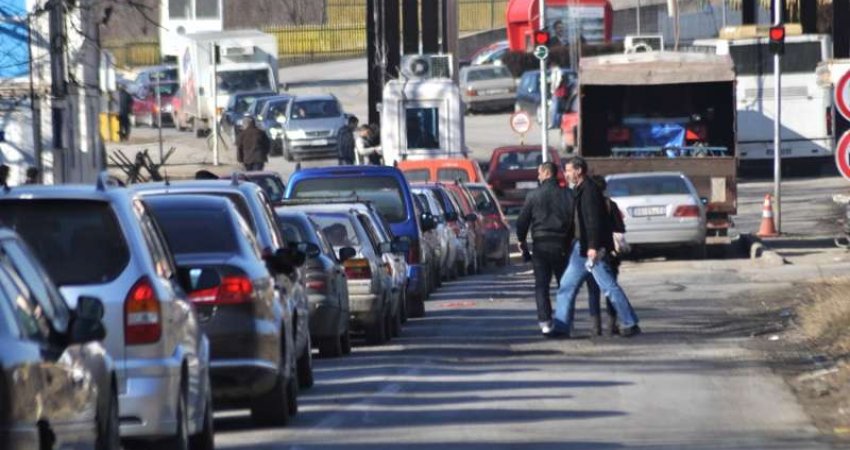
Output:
top-left (443, 182), bottom-right (486, 274)
top-left (486, 145), bottom-right (565, 214)
top-left (465, 183), bottom-right (511, 267)
top-left (131, 81), bottom-right (179, 127)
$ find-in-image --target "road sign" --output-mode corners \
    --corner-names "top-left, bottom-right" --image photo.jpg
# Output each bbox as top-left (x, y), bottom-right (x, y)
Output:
top-left (533, 45), bottom-right (549, 61)
top-left (510, 111), bottom-right (532, 135)
top-left (836, 130), bottom-right (850, 181)
top-left (836, 70), bottom-right (850, 121)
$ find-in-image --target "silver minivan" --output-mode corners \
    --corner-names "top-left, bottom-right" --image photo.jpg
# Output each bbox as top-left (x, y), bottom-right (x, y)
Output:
top-left (0, 178), bottom-right (214, 450)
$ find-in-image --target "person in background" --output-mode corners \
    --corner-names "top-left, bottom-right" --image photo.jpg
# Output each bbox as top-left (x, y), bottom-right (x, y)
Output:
top-left (337, 115), bottom-right (358, 165)
top-left (117, 84), bottom-right (134, 141)
top-left (236, 116), bottom-right (271, 171)
top-left (0, 164), bottom-right (9, 191)
top-left (24, 167), bottom-right (39, 185)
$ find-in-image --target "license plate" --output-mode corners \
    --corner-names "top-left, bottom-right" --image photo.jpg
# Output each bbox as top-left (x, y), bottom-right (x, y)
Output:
top-left (631, 206), bottom-right (666, 217)
top-left (311, 139), bottom-right (328, 146)
top-left (485, 89), bottom-right (509, 95)
top-left (516, 181), bottom-right (538, 189)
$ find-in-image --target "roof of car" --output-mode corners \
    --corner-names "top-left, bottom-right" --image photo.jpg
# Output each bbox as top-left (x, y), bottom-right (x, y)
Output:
top-left (605, 172), bottom-right (687, 180)
top-left (0, 227), bottom-right (20, 240)
top-left (143, 194), bottom-right (234, 210)
top-left (290, 165), bottom-right (403, 178)
top-left (398, 158), bottom-right (477, 170)
top-left (291, 94), bottom-right (337, 102)
top-left (0, 184), bottom-right (132, 202)
top-left (131, 179), bottom-right (263, 194)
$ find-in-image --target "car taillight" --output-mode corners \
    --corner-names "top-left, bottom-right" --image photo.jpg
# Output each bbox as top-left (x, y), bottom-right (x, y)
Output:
top-left (125, 277), bottom-right (161, 345)
top-left (407, 241), bottom-right (421, 264)
top-left (188, 275), bottom-right (254, 305)
top-left (344, 258), bottom-right (372, 279)
top-left (674, 205), bottom-right (700, 217)
top-left (306, 278), bottom-right (327, 291)
top-left (467, 88), bottom-right (478, 97)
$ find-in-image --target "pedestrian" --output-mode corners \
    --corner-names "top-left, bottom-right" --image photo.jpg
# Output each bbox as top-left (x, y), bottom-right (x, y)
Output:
top-left (551, 156), bottom-right (640, 338)
top-left (516, 161), bottom-right (573, 336)
top-left (337, 115), bottom-right (358, 165)
top-left (236, 116), bottom-right (270, 171)
top-left (117, 84), bottom-right (134, 141)
top-left (0, 164), bottom-right (9, 192)
top-left (24, 167), bottom-right (39, 185)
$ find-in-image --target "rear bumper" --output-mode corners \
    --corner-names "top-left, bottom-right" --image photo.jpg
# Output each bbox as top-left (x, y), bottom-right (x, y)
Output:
top-left (626, 224), bottom-right (705, 246)
top-left (466, 97), bottom-right (515, 110)
top-left (118, 360), bottom-right (182, 439)
top-left (308, 294), bottom-right (343, 338)
top-left (209, 359), bottom-right (279, 401)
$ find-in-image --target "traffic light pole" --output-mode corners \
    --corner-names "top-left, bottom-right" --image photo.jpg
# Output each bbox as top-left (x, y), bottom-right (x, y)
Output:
top-left (539, 0), bottom-right (549, 163)
top-left (772, 8), bottom-right (782, 233)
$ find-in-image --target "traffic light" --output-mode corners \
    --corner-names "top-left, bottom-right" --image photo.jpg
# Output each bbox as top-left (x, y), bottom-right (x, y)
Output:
top-left (769, 25), bottom-right (785, 55)
top-left (534, 30), bottom-right (550, 47)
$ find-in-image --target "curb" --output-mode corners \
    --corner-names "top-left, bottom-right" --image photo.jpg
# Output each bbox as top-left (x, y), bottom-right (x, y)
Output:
top-left (739, 233), bottom-right (788, 266)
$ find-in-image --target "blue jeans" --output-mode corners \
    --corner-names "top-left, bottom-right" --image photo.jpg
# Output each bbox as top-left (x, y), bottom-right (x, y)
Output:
top-left (554, 242), bottom-right (639, 332)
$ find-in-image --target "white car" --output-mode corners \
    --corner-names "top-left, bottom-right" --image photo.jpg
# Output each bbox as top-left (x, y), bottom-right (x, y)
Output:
top-left (605, 172), bottom-right (707, 258)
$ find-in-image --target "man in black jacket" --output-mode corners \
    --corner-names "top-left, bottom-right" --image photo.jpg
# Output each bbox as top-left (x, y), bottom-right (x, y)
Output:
top-left (236, 117), bottom-right (270, 171)
top-left (552, 157), bottom-right (640, 338)
top-left (516, 162), bottom-right (573, 334)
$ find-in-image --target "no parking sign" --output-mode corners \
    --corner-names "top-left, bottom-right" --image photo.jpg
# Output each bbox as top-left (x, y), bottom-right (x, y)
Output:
top-left (836, 130), bottom-right (850, 181)
top-left (836, 70), bottom-right (850, 121)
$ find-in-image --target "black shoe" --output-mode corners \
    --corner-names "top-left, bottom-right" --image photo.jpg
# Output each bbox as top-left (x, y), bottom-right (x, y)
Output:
top-left (620, 325), bottom-right (642, 338)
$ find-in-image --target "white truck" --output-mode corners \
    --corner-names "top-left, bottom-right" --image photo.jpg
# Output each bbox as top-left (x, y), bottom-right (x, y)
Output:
top-left (176, 30), bottom-right (279, 135)
top-left (380, 77), bottom-right (468, 165)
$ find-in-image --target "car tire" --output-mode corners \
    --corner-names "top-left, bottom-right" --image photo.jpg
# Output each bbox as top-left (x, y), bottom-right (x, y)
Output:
top-left (406, 293), bottom-right (425, 319)
top-left (189, 378), bottom-right (214, 450)
top-left (250, 367), bottom-right (291, 427)
top-left (286, 370), bottom-right (299, 417)
top-left (399, 290), bottom-right (408, 323)
top-left (340, 328), bottom-right (352, 355)
top-left (318, 335), bottom-right (343, 358)
top-left (365, 314), bottom-right (388, 345)
top-left (96, 385), bottom-right (120, 450)
top-left (297, 336), bottom-right (315, 389)
top-left (162, 381), bottom-right (189, 450)
top-left (390, 306), bottom-right (402, 338)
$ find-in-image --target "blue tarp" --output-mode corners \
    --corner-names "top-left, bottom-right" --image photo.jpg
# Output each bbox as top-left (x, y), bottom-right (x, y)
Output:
top-left (630, 123), bottom-right (687, 148)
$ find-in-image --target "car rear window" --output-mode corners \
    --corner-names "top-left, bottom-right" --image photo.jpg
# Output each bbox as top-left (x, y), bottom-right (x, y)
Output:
top-left (403, 169), bottom-right (430, 183)
top-left (466, 66), bottom-right (512, 81)
top-left (150, 208), bottom-right (238, 255)
top-left (292, 176), bottom-right (408, 223)
top-left (309, 214), bottom-right (362, 251)
top-left (437, 168), bottom-right (470, 182)
top-left (498, 151), bottom-right (543, 171)
top-left (0, 200), bottom-right (130, 286)
top-left (607, 176), bottom-right (691, 197)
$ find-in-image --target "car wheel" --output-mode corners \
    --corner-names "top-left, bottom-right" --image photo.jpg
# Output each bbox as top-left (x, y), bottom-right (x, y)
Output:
top-left (286, 370), bottom-right (299, 416)
top-left (189, 378), bottom-right (214, 450)
top-left (283, 140), bottom-right (294, 162)
top-left (250, 365), bottom-right (291, 427)
top-left (406, 292), bottom-right (425, 319)
top-left (383, 309), bottom-right (393, 342)
top-left (297, 336), bottom-right (315, 389)
top-left (399, 289), bottom-right (408, 323)
top-left (391, 305), bottom-right (402, 338)
top-left (365, 314), bottom-right (388, 345)
top-left (318, 335), bottom-right (343, 357)
top-left (96, 385), bottom-right (120, 450)
top-left (340, 328), bottom-right (352, 355)
top-left (162, 381), bottom-right (189, 450)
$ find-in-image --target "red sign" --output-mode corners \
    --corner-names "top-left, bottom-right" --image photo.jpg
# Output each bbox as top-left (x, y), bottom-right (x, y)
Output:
top-left (510, 111), bottom-right (532, 135)
top-left (836, 130), bottom-right (850, 181)
top-left (836, 70), bottom-right (850, 121)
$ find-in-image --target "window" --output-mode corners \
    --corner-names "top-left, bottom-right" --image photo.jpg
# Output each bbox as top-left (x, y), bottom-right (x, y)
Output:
top-left (264, 101), bottom-right (289, 123)
top-left (195, 0), bottom-right (219, 18)
top-left (357, 215), bottom-right (385, 250)
top-left (466, 66), bottom-right (512, 82)
top-left (309, 218), bottom-right (336, 258)
top-left (403, 169), bottom-right (431, 183)
top-left (519, 72), bottom-right (540, 95)
top-left (729, 42), bottom-right (823, 75)
top-left (217, 69), bottom-right (271, 95)
top-left (292, 177), bottom-right (408, 223)
top-left (279, 219), bottom-right (306, 244)
top-left (607, 176), bottom-right (691, 197)
top-left (258, 191), bottom-right (286, 250)
top-left (309, 214), bottom-right (362, 251)
top-left (1, 240), bottom-right (70, 334)
top-left (168, 0), bottom-right (189, 18)
top-left (248, 175), bottom-right (285, 204)
top-left (437, 168), bottom-right (470, 182)
top-left (154, 82), bottom-right (178, 96)
top-left (0, 264), bottom-right (50, 341)
top-left (136, 205), bottom-right (176, 279)
top-left (0, 200), bottom-right (130, 286)
top-left (0, 286), bottom-right (19, 337)
top-left (406, 107), bottom-right (440, 150)
top-left (290, 99), bottom-right (342, 120)
top-left (469, 188), bottom-right (499, 215)
top-left (497, 151), bottom-right (542, 171)
top-left (150, 208), bottom-right (238, 255)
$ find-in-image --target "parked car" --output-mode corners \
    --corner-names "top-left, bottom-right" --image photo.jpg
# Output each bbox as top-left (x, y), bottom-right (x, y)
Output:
top-left (275, 94), bottom-right (347, 162)
top-left (398, 158), bottom-right (486, 184)
top-left (460, 65), bottom-right (516, 113)
top-left (131, 81), bottom-right (179, 127)
top-left (465, 183), bottom-right (511, 267)
top-left (146, 194), bottom-right (309, 426)
top-left (130, 178), bottom-right (311, 413)
top-left (515, 68), bottom-right (577, 116)
top-left (443, 182), bottom-right (485, 274)
top-left (276, 209), bottom-right (352, 357)
top-left (220, 90), bottom-right (278, 142)
top-left (255, 95), bottom-right (295, 155)
top-left (286, 165), bottom-right (429, 317)
top-left (236, 171), bottom-right (287, 205)
top-left (415, 182), bottom-right (476, 278)
top-left (412, 185), bottom-right (461, 281)
top-left (0, 227), bottom-right (120, 450)
top-left (0, 179), bottom-right (214, 448)
top-left (486, 145), bottom-right (565, 214)
top-left (130, 65), bottom-right (178, 96)
top-left (306, 209), bottom-right (396, 344)
top-left (246, 94), bottom-right (281, 125)
top-left (605, 172), bottom-right (708, 258)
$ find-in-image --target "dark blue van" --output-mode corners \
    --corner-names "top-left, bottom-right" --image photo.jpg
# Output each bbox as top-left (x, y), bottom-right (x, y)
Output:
top-left (284, 166), bottom-right (428, 317)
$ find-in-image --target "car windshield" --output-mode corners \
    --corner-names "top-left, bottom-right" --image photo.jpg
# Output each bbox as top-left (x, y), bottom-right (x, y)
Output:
top-left (466, 66), bottom-right (512, 82)
top-left (498, 151), bottom-right (542, 171)
top-left (234, 93), bottom-right (275, 114)
top-left (153, 82), bottom-right (178, 96)
top-left (309, 214), bottom-right (362, 251)
top-left (0, 200), bottom-right (130, 286)
top-left (403, 169), bottom-right (430, 183)
top-left (437, 168), bottom-right (470, 182)
top-left (607, 176), bottom-right (691, 197)
top-left (292, 176), bottom-right (408, 223)
top-left (149, 207), bottom-right (238, 254)
top-left (290, 99), bottom-right (341, 120)
top-left (217, 69), bottom-right (272, 95)
top-left (278, 218), bottom-right (306, 243)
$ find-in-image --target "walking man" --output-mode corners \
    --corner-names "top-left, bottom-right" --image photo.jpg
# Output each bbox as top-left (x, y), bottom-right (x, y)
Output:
top-left (236, 116), bottom-right (270, 171)
top-left (552, 157), bottom-right (640, 338)
top-left (117, 84), bottom-right (134, 141)
top-left (337, 115), bottom-right (358, 165)
top-left (516, 162), bottom-right (573, 335)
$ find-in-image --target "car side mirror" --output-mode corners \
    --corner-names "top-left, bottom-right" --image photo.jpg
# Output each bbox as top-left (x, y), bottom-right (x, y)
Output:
top-left (338, 246), bottom-right (357, 262)
top-left (69, 296), bottom-right (106, 344)
top-left (464, 213), bottom-right (479, 222)
top-left (296, 242), bottom-right (321, 258)
top-left (421, 213), bottom-right (437, 232)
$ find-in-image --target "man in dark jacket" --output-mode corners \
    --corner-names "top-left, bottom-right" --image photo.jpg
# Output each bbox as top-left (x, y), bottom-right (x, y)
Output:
top-left (117, 85), bottom-right (134, 141)
top-left (551, 156), bottom-right (640, 338)
top-left (337, 115), bottom-right (358, 165)
top-left (237, 117), bottom-right (270, 171)
top-left (516, 162), bottom-right (573, 334)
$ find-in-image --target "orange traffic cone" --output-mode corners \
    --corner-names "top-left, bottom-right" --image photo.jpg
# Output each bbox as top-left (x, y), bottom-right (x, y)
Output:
top-left (757, 194), bottom-right (779, 237)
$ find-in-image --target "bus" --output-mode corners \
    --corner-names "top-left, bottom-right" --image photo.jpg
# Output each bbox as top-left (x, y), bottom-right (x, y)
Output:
top-left (691, 31), bottom-right (833, 169)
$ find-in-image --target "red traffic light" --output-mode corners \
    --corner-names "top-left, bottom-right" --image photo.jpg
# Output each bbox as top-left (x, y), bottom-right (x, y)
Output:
top-left (769, 25), bottom-right (785, 42)
top-left (534, 30), bottom-right (550, 46)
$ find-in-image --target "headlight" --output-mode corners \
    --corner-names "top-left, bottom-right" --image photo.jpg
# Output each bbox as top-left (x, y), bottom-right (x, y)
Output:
top-left (286, 130), bottom-right (307, 140)
top-left (269, 127), bottom-right (283, 139)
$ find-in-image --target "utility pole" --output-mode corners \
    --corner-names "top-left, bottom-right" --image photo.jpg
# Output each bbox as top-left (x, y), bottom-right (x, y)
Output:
top-left (636, 0), bottom-right (641, 35)
top-left (772, 0), bottom-right (784, 233)
top-left (27, 13), bottom-right (43, 182)
top-left (211, 43), bottom-right (219, 166)
top-left (539, 0), bottom-right (548, 162)
top-left (48, 0), bottom-right (68, 182)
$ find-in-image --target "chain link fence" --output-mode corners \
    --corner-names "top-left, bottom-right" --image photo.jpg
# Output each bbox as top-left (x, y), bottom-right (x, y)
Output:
top-left (104, 0), bottom-right (507, 68)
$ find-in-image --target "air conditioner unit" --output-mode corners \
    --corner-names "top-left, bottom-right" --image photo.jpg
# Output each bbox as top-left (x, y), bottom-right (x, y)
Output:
top-left (624, 35), bottom-right (665, 53)
top-left (401, 54), bottom-right (453, 79)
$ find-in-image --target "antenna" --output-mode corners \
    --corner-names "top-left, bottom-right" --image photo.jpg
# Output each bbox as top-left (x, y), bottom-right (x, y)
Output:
top-left (164, 168), bottom-right (170, 186)
top-left (96, 171), bottom-right (110, 191)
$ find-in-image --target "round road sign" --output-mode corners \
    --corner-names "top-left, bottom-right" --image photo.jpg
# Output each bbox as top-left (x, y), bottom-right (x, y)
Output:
top-left (510, 111), bottom-right (532, 135)
top-left (533, 45), bottom-right (549, 61)
top-left (836, 69), bottom-right (850, 121)
top-left (836, 130), bottom-right (850, 181)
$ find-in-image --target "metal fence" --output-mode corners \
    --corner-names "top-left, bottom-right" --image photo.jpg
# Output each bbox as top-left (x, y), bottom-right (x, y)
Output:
top-left (104, 0), bottom-right (507, 68)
